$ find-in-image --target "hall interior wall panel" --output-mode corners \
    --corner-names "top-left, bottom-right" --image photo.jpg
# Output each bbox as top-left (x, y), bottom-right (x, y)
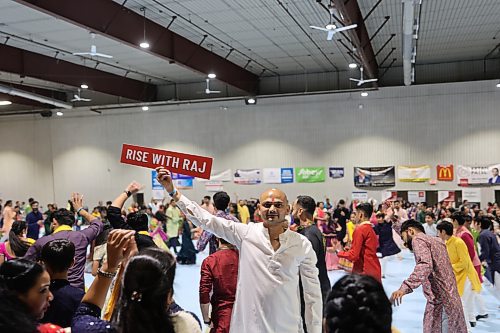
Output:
top-left (0, 80), bottom-right (499, 207)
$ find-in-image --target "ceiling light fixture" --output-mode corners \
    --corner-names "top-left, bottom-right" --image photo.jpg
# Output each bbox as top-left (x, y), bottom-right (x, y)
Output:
top-left (0, 100), bottom-right (12, 106)
top-left (360, 92), bottom-right (368, 97)
top-left (80, 84), bottom-right (88, 89)
top-left (208, 73), bottom-right (216, 79)
top-left (142, 106), bottom-right (149, 111)
top-left (496, 81), bottom-right (500, 88)
top-left (139, 7), bottom-right (150, 49)
top-left (56, 111), bottom-right (64, 116)
top-left (348, 63), bottom-right (358, 69)
top-left (245, 97), bottom-right (257, 105)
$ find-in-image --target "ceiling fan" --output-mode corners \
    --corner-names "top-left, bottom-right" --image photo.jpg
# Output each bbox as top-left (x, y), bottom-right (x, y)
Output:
top-left (73, 33), bottom-right (113, 59)
top-left (203, 78), bottom-right (220, 94)
top-left (349, 67), bottom-right (378, 86)
top-left (71, 88), bottom-right (91, 102)
top-left (310, 6), bottom-right (357, 40)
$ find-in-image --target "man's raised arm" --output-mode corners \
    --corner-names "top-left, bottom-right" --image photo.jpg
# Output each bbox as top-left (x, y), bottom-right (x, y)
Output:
top-left (156, 167), bottom-right (248, 248)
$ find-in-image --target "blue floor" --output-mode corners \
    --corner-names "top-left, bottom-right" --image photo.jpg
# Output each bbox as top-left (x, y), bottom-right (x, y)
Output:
top-left (86, 246), bottom-right (499, 332)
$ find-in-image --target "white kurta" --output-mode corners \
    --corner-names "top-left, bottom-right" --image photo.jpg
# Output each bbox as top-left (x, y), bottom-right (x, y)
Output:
top-left (177, 195), bottom-right (323, 333)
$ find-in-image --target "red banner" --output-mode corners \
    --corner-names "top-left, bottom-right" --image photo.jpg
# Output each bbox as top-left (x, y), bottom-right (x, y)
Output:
top-left (120, 144), bottom-right (213, 179)
top-left (437, 165), bottom-right (454, 181)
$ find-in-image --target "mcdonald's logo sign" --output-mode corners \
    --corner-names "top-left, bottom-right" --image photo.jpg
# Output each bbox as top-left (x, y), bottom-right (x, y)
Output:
top-left (437, 165), bottom-right (454, 181)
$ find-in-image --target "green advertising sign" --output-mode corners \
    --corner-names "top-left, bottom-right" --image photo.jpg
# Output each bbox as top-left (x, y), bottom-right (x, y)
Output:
top-left (295, 167), bottom-right (326, 183)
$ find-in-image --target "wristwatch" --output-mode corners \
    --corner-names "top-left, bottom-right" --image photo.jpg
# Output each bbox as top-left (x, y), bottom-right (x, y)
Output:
top-left (204, 319), bottom-right (211, 325)
top-left (124, 190), bottom-right (132, 197)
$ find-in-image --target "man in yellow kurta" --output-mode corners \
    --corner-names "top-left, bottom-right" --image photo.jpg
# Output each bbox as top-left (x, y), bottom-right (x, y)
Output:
top-left (437, 221), bottom-right (481, 331)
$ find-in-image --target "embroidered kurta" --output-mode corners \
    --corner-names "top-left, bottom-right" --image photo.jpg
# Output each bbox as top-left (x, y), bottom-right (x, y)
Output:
top-left (337, 222), bottom-right (381, 282)
top-left (444, 236), bottom-right (481, 295)
top-left (200, 248), bottom-right (239, 333)
top-left (398, 233), bottom-right (467, 333)
top-left (177, 195), bottom-right (322, 333)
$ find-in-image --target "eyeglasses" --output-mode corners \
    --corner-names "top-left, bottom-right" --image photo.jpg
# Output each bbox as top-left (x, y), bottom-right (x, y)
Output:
top-left (261, 202), bottom-right (284, 209)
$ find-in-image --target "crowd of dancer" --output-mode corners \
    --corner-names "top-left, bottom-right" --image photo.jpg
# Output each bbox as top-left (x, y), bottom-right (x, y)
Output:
top-left (0, 169), bottom-right (499, 333)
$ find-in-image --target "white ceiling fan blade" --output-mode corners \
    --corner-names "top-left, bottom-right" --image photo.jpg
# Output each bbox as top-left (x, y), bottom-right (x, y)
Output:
top-left (309, 26), bottom-right (329, 32)
top-left (363, 79), bottom-right (378, 83)
top-left (327, 30), bottom-right (335, 40)
top-left (335, 24), bottom-right (358, 33)
top-left (73, 94), bottom-right (79, 99)
top-left (210, 91), bottom-right (221, 94)
top-left (80, 98), bottom-right (91, 102)
top-left (349, 78), bottom-right (361, 82)
top-left (70, 99), bottom-right (78, 102)
top-left (357, 81), bottom-right (364, 87)
top-left (93, 53), bottom-right (113, 58)
top-left (72, 52), bottom-right (91, 56)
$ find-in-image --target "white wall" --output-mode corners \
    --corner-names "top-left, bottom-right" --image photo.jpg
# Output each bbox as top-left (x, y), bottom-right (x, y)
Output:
top-left (1, 79), bottom-right (499, 208)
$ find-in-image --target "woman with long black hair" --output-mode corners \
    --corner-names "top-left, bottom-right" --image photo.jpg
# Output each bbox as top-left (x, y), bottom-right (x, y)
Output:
top-left (72, 229), bottom-right (201, 333)
top-left (0, 220), bottom-right (34, 264)
top-left (0, 259), bottom-right (59, 332)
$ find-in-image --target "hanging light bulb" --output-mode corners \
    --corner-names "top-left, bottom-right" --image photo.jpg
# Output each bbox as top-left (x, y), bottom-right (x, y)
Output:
top-left (348, 63), bottom-right (358, 69)
top-left (140, 7), bottom-right (150, 49)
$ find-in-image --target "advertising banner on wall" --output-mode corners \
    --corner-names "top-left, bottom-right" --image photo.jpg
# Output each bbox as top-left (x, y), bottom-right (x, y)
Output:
top-left (205, 181), bottom-right (224, 192)
top-left (198, 169), bottom-right (232, 182)
top-left (382, 191), bottom-right (398, 202)
top-left (354, 166), bottom-right (395, 187)
top-left (397, 165), bottom-right (431, 182)
top-left (437, 165), bottom-right (454, 181)
top-left (438, 191), bottom-right (455, 203)
top-left (352, 191), bottom-right (368, 202)
top-left (171, 173), bottom-right (194, 190)
top-left (234, 169), bottom-right (262, 185)
top-left (151, 170), bottom-right (165, 199)
top-left (408, 191), bottom-right (426, 203)
top-left (120, 143), bottom-right (212, 179)
top-left (263, 168), bottom-right (281, 184)
top-left (461, 188), bottom-right (481, 203)
top-left (329, 167), bottom-right (345, 179)
top-left (295, 167), bottom-right (326, 183)
top-left (281, 168), bottom-right (294, 183)
top-left (456, 164), bottom-right (500, 186)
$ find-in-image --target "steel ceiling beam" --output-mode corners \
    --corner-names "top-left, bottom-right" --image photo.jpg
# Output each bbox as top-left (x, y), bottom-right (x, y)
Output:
top-left (0, 44), bottom-right (156, 101)
top-left (0, 81), bottom-right (67, 107)
top-left (331, 0), bottom-right (379, 80)
top-left (17, 0), bottom-right (259, 94)
top-left (0, 92), bottom-right (47, 108)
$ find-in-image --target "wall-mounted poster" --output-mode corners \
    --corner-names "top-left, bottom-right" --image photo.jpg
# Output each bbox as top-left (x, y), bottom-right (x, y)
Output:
top-left (329, 167), bottom-right (345, 179)
top-left (171, 172), bottom-right (194, 190)
top-left (398, 165), bottom-right (431, 182)
top-left (205, 181), bottom-right (224, 192)
top-left (437, 165), bottom-right (454, 181)
top-left (352, 191), bottom-right (368, 202)
top-left (151, 170), bottom-right (165, 199)
top-left (408, 191), bottom-right (426, 203)
top-left (281, 168), bottom-right (294, 183)
top-left (198, 169), bottom-right (232, 182)
top-left (234, 169), bottom-right (262, 185)
top-left (382, 191), bottom-right (398, 202)
top-left (456, 164), bottom-right (500, 186)
top-left (438, 191), bottom-right (455, 203)
top-left (461, 188), bottom-right (481, 203)
top-left (262, 168), bottom-right (294, 184)
top-left (354, 166), bottom-right (395, 187)
top-left (295, 167), bottom-right (325, 183)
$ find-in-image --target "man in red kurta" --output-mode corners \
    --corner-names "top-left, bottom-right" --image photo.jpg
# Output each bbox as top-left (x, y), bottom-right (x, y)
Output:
top-left (337, 202), bottom-right (381, 282)
top-left (199, 237), bottom-right (239, 333)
